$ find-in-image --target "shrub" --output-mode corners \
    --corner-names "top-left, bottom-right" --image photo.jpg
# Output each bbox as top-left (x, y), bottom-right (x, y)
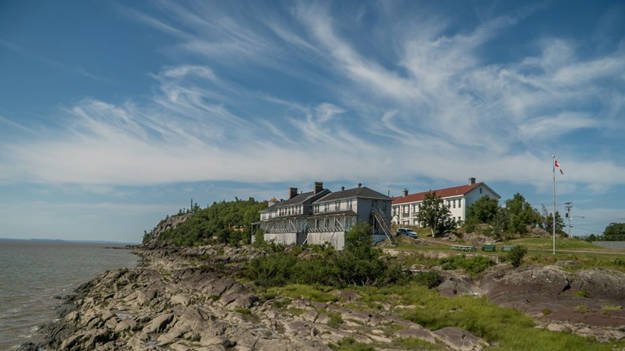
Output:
top-left (329, 337), bottom-right (374, 351)
top-left (439, 255), bottom-right (495, 275)
top-left (413, 271), bottom-right (442, 288)
top-left (253, 229), bottom-right (265, 247)
top-left (507, 245), bottom-right (528, 268)
top-left (327, 311), bottom-right (344, 328)
top-left (243, 223), bottom-right (412, 288)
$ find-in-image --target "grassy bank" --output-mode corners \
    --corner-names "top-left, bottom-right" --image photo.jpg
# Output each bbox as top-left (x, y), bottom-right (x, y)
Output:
top-left (264, 282), bottom-right (624, 351)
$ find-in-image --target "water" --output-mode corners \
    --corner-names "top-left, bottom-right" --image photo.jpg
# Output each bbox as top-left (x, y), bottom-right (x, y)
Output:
top-left (0, 239), bottom-right (139, 350)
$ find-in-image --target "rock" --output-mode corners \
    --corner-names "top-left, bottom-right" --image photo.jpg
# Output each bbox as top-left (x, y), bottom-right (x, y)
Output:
top-left (433, 327), bottom-right (488, 351)
top-left (396, 326), bottom-right (438, 344)
top-left (438, 272), bottom-right (476, 297)
top-left (572, 268), bottom-right (625, 300)
top-left (157, 324), bottom-right (185, 345)
top-left (114, 319), bottom-right (137, 333)
top-left (171, 293), bottom-right (190, 306)
top-left (17, 342), bottom-right (39, 351)
top-left (546, 323), bottom-right (571, 333)
top-left (482, 265), bottom-right (571, 302)
top-left (142, 313), bottom-right (174, 333)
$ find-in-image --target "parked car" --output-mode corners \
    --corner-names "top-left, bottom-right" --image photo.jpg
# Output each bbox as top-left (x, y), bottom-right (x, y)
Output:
top-left (396, 228), bottom-right (418, 238)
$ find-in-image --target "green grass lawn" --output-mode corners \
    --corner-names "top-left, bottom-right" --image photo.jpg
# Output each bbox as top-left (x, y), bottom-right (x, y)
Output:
top-left (269, 283), bottom-right (624, 351)
top-left (504, 237), bottom-right (600, 250)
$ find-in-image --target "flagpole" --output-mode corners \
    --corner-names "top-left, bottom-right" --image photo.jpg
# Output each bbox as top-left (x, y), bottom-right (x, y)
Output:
top-left (552, 154), bottom-right (556, 256)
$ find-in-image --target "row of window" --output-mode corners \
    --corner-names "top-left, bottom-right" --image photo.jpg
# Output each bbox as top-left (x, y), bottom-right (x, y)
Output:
top-left (314, 199), bottom-right (356, 214)
top-left (392, 198), bottom-right (463, 216)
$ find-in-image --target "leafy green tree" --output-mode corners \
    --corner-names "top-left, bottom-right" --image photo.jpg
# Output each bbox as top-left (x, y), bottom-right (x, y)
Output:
top-left (466, 196), bottom-right (499, 225)
top-left (416, 192), bottom-right (456, 237)
top-left (604, 223), bottom-right (625, 241)
top-left (544, 211), bottom-right (565, 235)
top-left (505, 193), bottom-right (541, 234)
top-left (253, 229), bottom-right (265, 247)
top-left (344, 222), bottom-right (377, 259)
top-left (147, 198), bottom-right (267, 247)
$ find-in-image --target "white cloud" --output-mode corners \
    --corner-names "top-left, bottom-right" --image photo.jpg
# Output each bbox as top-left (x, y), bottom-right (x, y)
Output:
top-left (518, 112), bottom-right (599, 139)
top-left (1, 2), bottom-right (625, 197)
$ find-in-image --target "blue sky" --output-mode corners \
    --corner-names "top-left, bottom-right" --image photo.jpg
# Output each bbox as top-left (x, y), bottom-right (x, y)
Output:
top-left (1, 0), bottom-right (624, 242)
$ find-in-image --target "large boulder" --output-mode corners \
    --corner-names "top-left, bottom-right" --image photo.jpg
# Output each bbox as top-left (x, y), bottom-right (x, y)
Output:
top-left (571, 268), bottom-right (625, 300)
top-left (433, 327), bottom-right (488, 351)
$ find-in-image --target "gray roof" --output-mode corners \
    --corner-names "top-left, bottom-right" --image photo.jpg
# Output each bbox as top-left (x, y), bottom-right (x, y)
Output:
top-left (316, 186), bottom-right (390, 203)
top-left (262, 189), bottom-right (331, 211)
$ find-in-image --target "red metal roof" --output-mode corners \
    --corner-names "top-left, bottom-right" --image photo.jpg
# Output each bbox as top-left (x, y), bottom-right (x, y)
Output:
top-left (392, 183), bottom-right (482, 204)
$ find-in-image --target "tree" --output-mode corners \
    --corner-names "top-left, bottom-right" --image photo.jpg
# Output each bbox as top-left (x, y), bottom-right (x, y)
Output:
top-left (505, 193), bottom-right (541, 234)
top-left (544, 211), bottom-right (565, 236)
top-left (344, 222), bottom-right (377, 259)
top-left (604, 223), bottom-right (625, 241)
top-left (466, 196), bottom-right (499, 225)
top-left (416, 192), bottom-right (456, 237)
top-left (507, 245), bottom-right (528, 268)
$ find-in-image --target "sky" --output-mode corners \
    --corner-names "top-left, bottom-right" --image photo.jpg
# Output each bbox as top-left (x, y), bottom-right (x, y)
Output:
top-left (1, 0), bottom-right (624, 242)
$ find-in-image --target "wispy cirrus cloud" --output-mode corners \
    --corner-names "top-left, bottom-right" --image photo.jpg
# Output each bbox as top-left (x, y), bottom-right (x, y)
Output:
top-left (2, 1), bottom-right (625, 195)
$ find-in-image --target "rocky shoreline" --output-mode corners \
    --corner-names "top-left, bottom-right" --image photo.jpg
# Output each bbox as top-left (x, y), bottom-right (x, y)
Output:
top-left (20, 245), bottom-right (625, 351)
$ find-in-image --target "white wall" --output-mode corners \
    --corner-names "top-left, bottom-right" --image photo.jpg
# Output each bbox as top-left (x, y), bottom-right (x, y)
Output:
top-left (307, 232), bottom-right (345, 250)
top-left (264, 233), bottom-right (297, 246)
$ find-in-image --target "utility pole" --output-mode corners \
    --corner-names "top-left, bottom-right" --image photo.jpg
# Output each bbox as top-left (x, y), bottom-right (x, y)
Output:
top-left (564, 201), bottom-right (573, 237)
top-left (552, 154), bottom-right (556, 255)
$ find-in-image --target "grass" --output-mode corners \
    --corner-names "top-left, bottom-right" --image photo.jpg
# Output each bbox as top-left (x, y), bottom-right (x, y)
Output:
top-left (601, 305), bottom-right (621, 311)
top-left (575, 290), bottom-right (590, 298)
top-left (525, 251), bottom-right (625, 272)
top-left (328, 337), bottom-right (374, 351)
top-left (280, 282), bottom-right (623, 351)
top-left (504, 237), bottom-right (600, 250)
top-left (327, 311), bottom-right (344, 328)
top-left (393, 338), bottom-right (446, 350)
top-left (265, 284), bottom-right (339, 303)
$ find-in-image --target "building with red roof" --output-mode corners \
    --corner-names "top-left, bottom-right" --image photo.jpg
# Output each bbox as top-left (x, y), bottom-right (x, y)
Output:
top-left (391, 177), bottom-right (500, 226)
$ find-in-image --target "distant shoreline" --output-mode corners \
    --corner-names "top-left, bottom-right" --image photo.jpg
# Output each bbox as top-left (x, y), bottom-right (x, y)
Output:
top-left (0, 237), bottom-right (139, 245)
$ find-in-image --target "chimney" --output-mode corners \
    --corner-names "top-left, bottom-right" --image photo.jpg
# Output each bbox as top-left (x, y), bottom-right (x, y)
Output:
top-left (358, 183), bottom-right (362, 188)
top-left (341, 186), bottom-right (345, 191)
top-left (289, 187), bottom-right (298, 199)
top-left (314, 182), bottom-right (323, 194)
top-left (403, 188), bottom-right (408, 197)
top-left (469, 177), bottom-right (476, 185)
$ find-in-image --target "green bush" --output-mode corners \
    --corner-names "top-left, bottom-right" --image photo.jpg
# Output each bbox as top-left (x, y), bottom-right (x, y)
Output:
top-left (413, 271), bottom-right (442, 288)
top-left (507, 245), bottom-right (528, 268)
top-left (439, 255), bottom-right (495, 275)
top-left (243, 223), bottom-right (412, 288)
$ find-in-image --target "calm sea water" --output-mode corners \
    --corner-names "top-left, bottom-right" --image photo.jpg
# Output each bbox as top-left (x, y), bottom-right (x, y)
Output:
top-left (0, 239), bottom-right (139, 350)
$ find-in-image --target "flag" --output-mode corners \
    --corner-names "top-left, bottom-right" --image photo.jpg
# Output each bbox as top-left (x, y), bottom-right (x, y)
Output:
top-left (554, 159), bottom-right (564, 175)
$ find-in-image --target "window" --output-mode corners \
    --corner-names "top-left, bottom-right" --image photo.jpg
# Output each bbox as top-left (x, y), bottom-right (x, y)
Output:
top-left (459, 200), bottom-right (462, 208)
top-left (335, 201), bottom-right (341, 211)
top-left (324, 203), bottom-right (329, 212)
top-left (480, 187), bottom-right (482, 194)
top-left (348, 200), bottom-right (353, 210)
top-left (453, 200), bottom-right (456, 209)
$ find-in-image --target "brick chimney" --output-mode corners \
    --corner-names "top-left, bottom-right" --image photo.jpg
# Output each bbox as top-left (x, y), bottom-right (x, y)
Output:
top-left (469, 177), bottom-right (476, 185)
top-left (403, 188), bottom-right (408, 197)
top-left (358, 183), bottom-right (362, 188)
top-left (341, 186), bottom-right (345, 191)
top-left (314, 182), bottom-right (323, 194)
top-left (289, 187), bottom-right (298, 199)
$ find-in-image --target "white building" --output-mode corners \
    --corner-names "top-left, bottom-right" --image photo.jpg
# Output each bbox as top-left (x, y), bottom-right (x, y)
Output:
top-left (392, 177), bottom-right (500, 226)
top-left (257, 182), bottom-right (392, 250)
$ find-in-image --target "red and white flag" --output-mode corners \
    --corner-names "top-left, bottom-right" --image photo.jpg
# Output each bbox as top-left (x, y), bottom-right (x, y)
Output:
top-left (554, 159), bottom-right (564, 175)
